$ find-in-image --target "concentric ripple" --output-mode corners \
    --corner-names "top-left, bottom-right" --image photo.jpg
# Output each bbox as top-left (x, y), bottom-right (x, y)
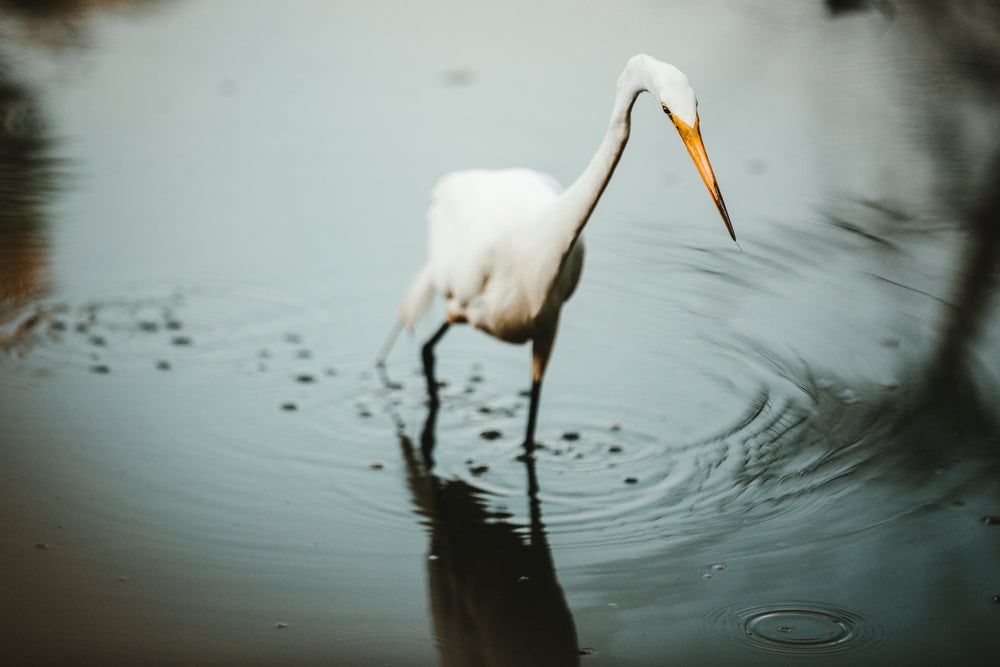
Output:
top-left (744, 609), bottom-right (852, 648)
top-left (722, 601), bottom-right (884, 656)
top-left (375, 351), bottom-right (893, 560)
top-left (2, 284), bottom-right (954, 578)
top-left (0, 285), bottom-right (422, 535)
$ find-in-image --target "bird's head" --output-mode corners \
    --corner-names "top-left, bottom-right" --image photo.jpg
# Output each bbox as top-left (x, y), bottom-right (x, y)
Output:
top-left (627, 55), bottom-right (736, 244)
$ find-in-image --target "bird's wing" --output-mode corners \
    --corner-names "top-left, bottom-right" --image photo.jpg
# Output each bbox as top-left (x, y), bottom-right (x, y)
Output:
top-left (427, 169), bottom-right (561, 306)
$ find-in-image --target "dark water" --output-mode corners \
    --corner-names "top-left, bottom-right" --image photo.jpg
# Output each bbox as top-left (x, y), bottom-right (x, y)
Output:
top-left (2, 1), bottom-right (999, 665)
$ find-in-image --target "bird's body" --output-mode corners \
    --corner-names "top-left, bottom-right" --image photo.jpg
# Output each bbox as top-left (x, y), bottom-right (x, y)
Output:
top-left (418, 168), bottom-right (583, 345)
top-left (379, 54), bottom-right (736, 450)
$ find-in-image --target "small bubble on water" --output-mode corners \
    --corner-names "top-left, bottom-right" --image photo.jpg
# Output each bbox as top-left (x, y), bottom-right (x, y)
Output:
top-left (608, 445), bottom-right (623, 453)
top-left (624, 476), bottom-right (638, 485)
top-left (296, 374), bottom-right (316, 384)
top-left (711, 563), bottom-right (726, 571)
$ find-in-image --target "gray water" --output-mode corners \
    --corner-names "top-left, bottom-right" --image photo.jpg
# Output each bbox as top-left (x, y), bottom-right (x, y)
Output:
top-left (2, 1), bottom-right (999, 665)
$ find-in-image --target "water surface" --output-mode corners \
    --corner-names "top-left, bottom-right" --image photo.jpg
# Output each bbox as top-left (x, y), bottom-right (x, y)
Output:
top-left (2, 1), bottom-right (999, 665)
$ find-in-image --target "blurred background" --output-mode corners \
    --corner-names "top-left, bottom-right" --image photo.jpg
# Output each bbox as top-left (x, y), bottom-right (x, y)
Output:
top-left (1, 1), bottom-right (998, 664)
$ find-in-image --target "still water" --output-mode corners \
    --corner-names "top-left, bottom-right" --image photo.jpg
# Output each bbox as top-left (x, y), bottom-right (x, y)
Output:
top-left (2, 1), bottom-right (999, 664)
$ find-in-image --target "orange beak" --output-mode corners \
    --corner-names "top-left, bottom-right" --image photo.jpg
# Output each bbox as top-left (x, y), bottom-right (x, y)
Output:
top-left (669, 109), bottom-right (736, 243)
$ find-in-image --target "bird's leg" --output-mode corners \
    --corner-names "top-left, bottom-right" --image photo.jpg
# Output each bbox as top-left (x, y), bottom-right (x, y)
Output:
top-left (523, 327), bottom-right (557, 452)
top-left (523, 378), bottom-right (543, 457)
top-left (422, 321), bottom-right (450, 406)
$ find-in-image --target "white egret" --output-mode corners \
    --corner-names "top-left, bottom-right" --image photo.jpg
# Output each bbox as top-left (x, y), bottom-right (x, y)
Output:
top-left (378, 54), bottom-right (736, 450)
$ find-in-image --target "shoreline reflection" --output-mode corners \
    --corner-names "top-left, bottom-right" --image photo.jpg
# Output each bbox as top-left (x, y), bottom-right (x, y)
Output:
top-left (0, 62), bottom-right (56, 325)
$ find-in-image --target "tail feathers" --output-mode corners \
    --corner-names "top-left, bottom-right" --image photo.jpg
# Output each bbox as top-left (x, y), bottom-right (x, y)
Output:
top-left (399, 264), bottom-right (435, 332)
top-left (377, 264), bottom-right (435, 365)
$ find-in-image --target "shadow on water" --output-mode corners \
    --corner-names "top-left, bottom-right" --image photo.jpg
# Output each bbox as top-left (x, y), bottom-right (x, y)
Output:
top-left (890, 149), bottom-right (1000, 466)
top-left (381, 362), bottom-right (581, 666)
top-left (837, 0), bottom-right (1000, 463)
top-left (729, 1), bottom-right (1000, 473)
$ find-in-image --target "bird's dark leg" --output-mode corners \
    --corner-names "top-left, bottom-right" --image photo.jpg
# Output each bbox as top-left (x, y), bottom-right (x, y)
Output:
top-left (420, 322), bottom-right (451, 466)
top-left (422, 321), bottom-right (450, 406)
top-left (523, 326), bottom-right (556, 453)
top-left (523, 378), bottom-right (543, 456)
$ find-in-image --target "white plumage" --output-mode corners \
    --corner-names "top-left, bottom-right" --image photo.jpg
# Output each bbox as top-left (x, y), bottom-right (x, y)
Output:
top-left (379, 54), bottom-right (736, 450)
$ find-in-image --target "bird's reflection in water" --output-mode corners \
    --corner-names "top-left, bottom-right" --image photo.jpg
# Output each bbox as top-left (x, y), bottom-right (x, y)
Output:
top-left (389, 370), bottom-right (581, 666)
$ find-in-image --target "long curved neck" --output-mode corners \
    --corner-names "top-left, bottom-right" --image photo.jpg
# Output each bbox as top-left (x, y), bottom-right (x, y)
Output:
top-left (526, 69), bottom-right (649, 317)
top-left (557, 84), bottom-right (642, 244)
